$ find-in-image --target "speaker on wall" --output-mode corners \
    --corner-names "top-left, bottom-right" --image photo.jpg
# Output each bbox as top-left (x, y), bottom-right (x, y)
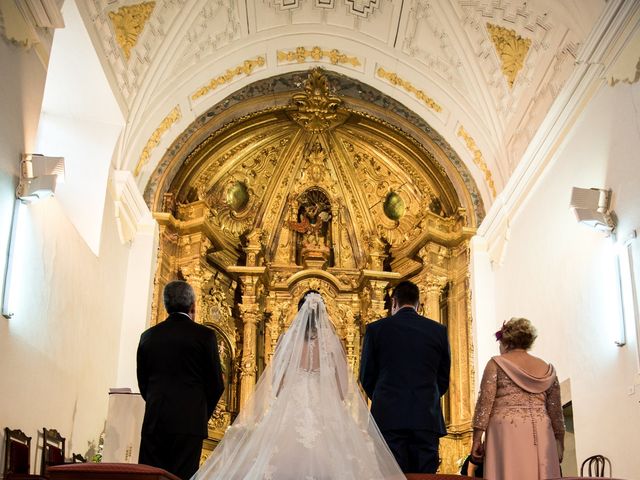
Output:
top-left (569, 187), bottom-right (616, 232)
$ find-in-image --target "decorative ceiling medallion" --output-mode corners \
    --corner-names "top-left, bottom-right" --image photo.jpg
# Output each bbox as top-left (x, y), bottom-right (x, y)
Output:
top-left (135, 106), bottom-right (181, 177)
top-left (108, 1), bottom-right (155, 60)
top-left (376, 67), bottom-right (442, 113)
top-left (457, 125), bottom-right (496, 198)
top-left (277, 46), bottom-right (361, 67)
top-left (226, 181), bottom-right (250, 212)
top-left (289, 68), bottom-right (346, 132)
top-left (383, 191), bottom-right (405, 221)
top-left (486, 23), bottom-right (531, 88)
top-left (191, 57), bottom-right (266, 100)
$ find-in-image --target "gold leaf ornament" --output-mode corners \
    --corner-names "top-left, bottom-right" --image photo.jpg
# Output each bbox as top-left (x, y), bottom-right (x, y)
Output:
top-left (191, 57), bottom-right (266, 100)
top-left (457, 125), bottom-right (496, 198)
top-left (277, 46), bottom-right (361, 67)
top-left (486, 23), bottom-right (531, 88)
top-left (135, 106), bottom-right (181, 177)
top-left (108, 2), bottom-right (155, 60)
top-left (376, 67), bottom-right (442, 113)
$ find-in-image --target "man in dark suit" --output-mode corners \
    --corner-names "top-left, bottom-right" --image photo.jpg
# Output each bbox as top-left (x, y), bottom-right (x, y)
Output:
top-left (137, 280), bottom-right (224, 479)
top-left (359, 280), bottom-right (451, 474)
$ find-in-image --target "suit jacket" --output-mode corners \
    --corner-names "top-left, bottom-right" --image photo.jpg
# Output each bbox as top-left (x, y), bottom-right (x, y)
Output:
top-left (137, 312), bottom-right (224, 437)
top-left (359, 307), bottom-right (451, 435)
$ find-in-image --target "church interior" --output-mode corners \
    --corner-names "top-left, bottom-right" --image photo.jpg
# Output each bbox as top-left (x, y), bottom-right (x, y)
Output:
top-left (1, 0), bottom-right (639, 477)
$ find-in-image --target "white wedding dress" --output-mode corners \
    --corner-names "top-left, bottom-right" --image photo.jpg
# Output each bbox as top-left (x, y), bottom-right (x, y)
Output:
top-left (192, 293), bottom-right (404, 479)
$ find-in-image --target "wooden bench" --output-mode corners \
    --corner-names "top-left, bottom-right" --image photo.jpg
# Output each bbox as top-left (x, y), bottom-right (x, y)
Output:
top-left (47, 463), bottom-right (180, 480)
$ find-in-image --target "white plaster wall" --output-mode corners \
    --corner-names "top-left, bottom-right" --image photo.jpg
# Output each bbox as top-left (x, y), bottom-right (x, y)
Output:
top-left (0, 194), bottom-right (130, 469)
top-left (0, 13), bottom-right (132, 476)
top-left (115, 225), bottom-right (158, 391)
top-left (0, 28), bottom-right (47, 313)
top-left (36, 0), bottom-right (124, 255)
top-left (480, 82), bottom-right (640, 478)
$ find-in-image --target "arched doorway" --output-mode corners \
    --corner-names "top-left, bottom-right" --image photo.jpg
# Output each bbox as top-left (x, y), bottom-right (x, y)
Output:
top-left (146, 68), bottom-right (482, 473)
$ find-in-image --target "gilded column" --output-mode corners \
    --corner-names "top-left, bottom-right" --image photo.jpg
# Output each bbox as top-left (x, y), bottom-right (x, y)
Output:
top-left (239, 301), bottom-right (260, 408)
top-left (338, 303), bottom-right (357, 371)
top-left (150, 218), bottom-right (178, 325)
top-left (265, 299), bottom-right (289, 363)
top-left (366, 280), bottom-right (389, 324)
top-left (439, 241), bottom-right (474, 473)
top-left (423, 275), bottom-right (447, 322)
top-left (182, 263), bottom-right (209, 321)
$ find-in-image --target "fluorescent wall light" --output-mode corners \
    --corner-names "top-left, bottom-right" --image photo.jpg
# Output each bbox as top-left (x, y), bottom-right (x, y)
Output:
top-left (618, 232), bottom-right (639, 361)
top-left (2, 200), bottom-right (22, 318)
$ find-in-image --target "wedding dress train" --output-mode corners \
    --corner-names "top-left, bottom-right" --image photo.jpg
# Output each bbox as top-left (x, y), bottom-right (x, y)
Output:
top-left (192, 293), bottom-right (404, 479)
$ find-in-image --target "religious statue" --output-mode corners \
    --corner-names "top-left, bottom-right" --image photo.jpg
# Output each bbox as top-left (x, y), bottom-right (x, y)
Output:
top-left (287, 189), bottom-right (333, 268)
top-left (287, 190), bottom-right (332, 248)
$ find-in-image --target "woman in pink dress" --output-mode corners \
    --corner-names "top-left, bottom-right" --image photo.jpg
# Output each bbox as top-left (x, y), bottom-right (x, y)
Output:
top-left (471, 318), bottom-right (565, 480)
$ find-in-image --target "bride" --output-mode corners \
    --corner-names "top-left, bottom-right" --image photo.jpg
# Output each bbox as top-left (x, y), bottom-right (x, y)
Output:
top-left (192, 291), bottom-right (404, 479)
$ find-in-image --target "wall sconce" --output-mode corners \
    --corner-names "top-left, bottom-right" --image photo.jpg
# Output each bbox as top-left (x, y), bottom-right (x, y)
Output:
top-left (569, 187), bottom-right (616, 233)
top-left (16, 153), bottom-right (65, 203)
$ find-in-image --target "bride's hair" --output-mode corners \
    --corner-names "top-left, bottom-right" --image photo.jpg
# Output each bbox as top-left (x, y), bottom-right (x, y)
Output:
top-left (299, 289), bottom-right (321, 340)
top-left (298, 289), bottom-right (320, 310)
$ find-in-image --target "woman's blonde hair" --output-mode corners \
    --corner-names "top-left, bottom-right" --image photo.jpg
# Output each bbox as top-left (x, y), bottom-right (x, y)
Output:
top-left (499, 317), bottom-right (537, 350)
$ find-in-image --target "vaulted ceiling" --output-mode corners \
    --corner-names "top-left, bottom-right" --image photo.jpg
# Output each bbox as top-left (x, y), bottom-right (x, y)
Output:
top-left (76, 0), bottom-right (608, 210)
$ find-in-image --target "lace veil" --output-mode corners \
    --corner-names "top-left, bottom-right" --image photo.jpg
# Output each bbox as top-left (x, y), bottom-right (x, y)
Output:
top-left (193, 292), bottom-right (403, 479)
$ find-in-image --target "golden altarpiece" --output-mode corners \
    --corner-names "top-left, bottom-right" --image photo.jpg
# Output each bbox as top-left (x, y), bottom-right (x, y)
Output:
top-left (145, 69), bottom-right (483, 473)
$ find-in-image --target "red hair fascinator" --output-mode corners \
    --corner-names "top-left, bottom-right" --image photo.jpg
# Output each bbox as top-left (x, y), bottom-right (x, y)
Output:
top-left (495, 321), bottom-right (506, 341)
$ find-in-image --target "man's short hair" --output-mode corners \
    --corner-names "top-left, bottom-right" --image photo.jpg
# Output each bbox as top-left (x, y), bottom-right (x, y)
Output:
top-left (164, 280), bottom-right (196, 314)
top-left (392, 281), bottom-right (420, 307)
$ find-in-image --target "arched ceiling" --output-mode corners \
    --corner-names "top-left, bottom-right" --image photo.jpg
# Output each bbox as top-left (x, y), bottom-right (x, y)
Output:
top-left (77, 0), bottom-right (606, 211)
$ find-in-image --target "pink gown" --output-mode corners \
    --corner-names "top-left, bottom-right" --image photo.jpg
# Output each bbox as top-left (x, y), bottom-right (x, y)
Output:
top-left (472, 356), bottom-right (565, 480)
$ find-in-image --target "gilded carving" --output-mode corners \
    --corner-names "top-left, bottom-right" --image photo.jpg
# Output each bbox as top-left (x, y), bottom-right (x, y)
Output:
top-left (135, 106), bottom-right (181, 177)
top-left (193, 134), bottom-right (269, 198)
top-left (376, 67), bottom-right (442, 113)
top-left (202, 289), bottom-right (235, 341)
top-left (205, 140), bottom-right (290, 237)
top-left (486, 23), bottom-right (532, 88)
top-left (289, 68), bottom-right (346, 132)
top-left (457, 125), bottom-right (497, 198)
top-left (108, 2), bottom-right (155, 60)
top-left (208, 399), bottom-right (231, 434)
top-left (191, 57), bottom-right (266, 100)
top-left (150, 69), bottom-right (475, 472)
top-left (277, 46), bottom-right (361, 67)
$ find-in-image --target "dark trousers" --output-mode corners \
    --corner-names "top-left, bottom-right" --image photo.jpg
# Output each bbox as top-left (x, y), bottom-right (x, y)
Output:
top-left (381, 429), bottom-right (440, 474)
top-left (139, 433), bottom-right (203, 480)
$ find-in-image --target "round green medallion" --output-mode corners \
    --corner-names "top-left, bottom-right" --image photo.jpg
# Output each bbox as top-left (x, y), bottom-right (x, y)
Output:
top-left (226, 181), bottom-right (249, 212)
top-left (383, 191), bottom-right (405, 221)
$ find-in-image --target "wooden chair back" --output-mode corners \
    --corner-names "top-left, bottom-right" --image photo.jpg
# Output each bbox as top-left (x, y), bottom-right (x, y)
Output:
top-left (40, 428), bottom-right (66, 475)
top-left (4, 427), bottom-right (32, 475)
top-left (580, 454), bottom-right (612, 477)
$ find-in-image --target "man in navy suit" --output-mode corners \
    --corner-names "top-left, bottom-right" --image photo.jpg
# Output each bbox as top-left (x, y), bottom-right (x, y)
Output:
top-left (360, 280), bottom-right (451, 474)
top-left (137, 281), bottom-right (224, 479)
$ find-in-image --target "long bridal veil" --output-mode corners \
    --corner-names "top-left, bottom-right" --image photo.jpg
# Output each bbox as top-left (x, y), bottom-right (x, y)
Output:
top-left (193, 292), bottom-right (404, 479)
